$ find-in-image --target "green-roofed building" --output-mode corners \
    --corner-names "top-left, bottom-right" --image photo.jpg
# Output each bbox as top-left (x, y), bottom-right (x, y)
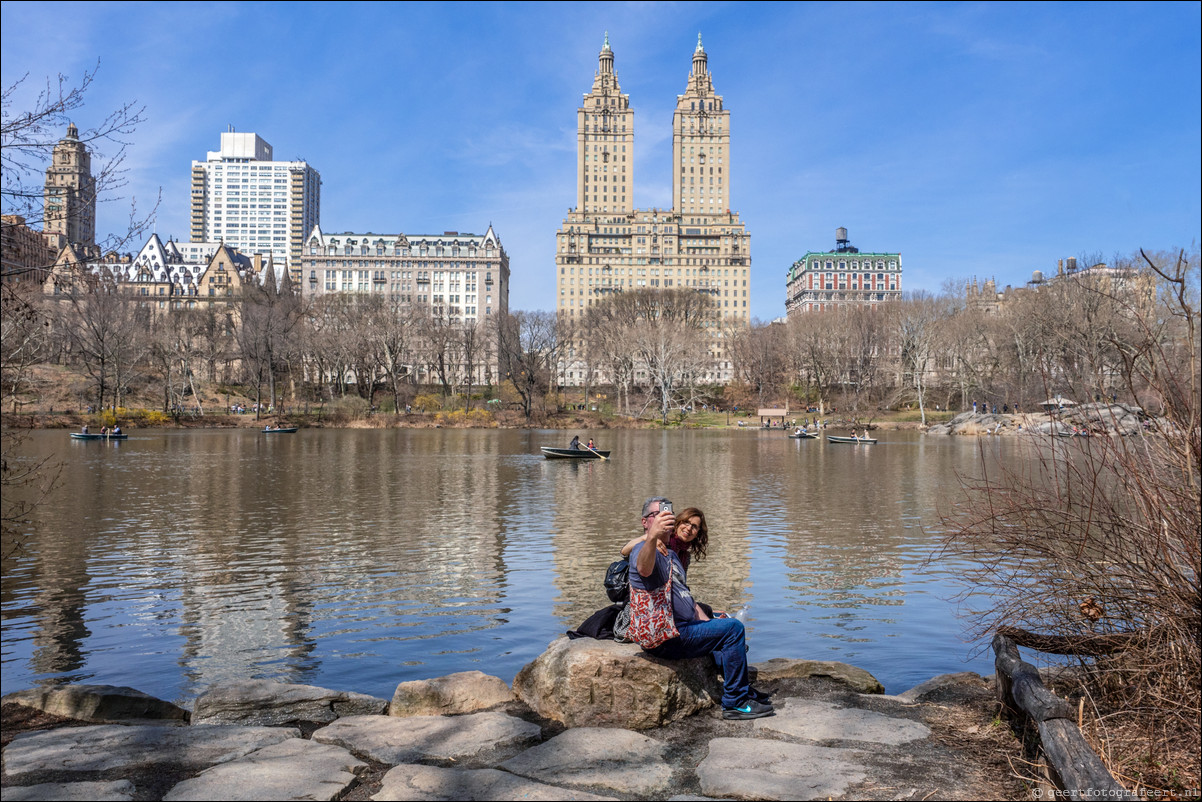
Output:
top-left (785, 227), bottom-right (901, 316)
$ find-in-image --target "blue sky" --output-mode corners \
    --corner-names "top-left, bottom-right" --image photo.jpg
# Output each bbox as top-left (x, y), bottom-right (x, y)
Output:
top-left (4, 1), bottom-right (1199, 320)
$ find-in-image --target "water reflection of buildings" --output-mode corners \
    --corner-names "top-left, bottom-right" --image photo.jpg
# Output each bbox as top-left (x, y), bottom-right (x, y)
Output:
top-left (167, 431), bottom-right (510, 691)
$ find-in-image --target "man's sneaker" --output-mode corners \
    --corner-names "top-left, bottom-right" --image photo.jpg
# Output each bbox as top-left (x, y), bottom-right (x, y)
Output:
top-left (722, 698), bottom-right (774, 720)
top-left (748, 686), bottom-right (772, 704)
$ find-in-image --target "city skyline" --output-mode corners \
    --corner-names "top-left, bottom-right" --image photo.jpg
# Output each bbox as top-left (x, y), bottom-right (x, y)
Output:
top-left (3, 1), bottom-right (1199, 321)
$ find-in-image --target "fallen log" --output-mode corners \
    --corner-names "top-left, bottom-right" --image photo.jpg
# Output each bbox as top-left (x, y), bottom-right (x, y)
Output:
top-left (993, 633), bottom-right (1129, 799)
top-left (997, 625), bottom-right (1141, 656)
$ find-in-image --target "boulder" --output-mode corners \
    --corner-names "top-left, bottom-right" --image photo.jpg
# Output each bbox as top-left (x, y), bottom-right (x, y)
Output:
top-left (390, 670), bottom-right (512, 717)
top-left (896, 671), bottom-right (994, 705)
top-left (2, 685), bottom-right (188, 723)
top-left (750, 658), bottom-right (884, 694)
top-left (513, 637), bottom-right (722, 730)
top-left (192, 679), bottom-right (386, 725)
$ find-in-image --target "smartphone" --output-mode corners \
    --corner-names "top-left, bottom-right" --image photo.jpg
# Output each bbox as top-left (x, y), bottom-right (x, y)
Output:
top-left (661, 501), bottom-right (673, 515)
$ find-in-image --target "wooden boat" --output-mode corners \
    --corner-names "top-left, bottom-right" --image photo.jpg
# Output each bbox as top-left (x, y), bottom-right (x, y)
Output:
top-left (70, 432), bottom-right (128, 440)
top-left (827, 435), bottom-right (877, 444)
top-left (540, 446), bottom-right (611, 460)
top-left (788, 431), bottom-right (818, 439)
top-left (262, 426), bottom-right (299, 434)
top-left (1057, 430), bottom-right (1090, 438)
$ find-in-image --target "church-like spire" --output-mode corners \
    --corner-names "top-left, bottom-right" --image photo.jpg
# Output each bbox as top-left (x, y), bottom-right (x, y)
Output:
top-left (692, 32), bottom-right (708, 78)
top-left (599, 31), bottom-right (614, 75)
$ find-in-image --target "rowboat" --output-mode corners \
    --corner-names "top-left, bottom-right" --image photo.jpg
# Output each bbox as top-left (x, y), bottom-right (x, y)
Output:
top-left (541, 446), bottom-right (611, 460)
top-left (70, 432), bottom-right (128, 440)
top-left (262, 426), bottom-right (299, 434)
top-left (788, 431), bottom-right (818, 439)
top-left (827, 435), bottom-right (877, 444)
top-left (1057, 430), bottom-right (1090, 438)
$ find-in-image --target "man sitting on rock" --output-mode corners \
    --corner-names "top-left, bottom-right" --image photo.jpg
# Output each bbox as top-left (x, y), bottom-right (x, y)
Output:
top-left (628, 496), bottom-right (773, 720)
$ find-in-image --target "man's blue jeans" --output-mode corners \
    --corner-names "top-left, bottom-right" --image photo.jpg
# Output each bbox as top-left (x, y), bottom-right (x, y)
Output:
top-left (647, 617), bottom-right (749, 709)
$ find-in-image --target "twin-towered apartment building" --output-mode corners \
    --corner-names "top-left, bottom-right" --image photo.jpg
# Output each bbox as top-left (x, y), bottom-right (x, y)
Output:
top-left (555, 34), bottom-right (752, 382)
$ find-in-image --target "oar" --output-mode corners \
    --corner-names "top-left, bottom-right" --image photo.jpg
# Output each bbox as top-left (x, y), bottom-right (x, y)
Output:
top-left (579, 442), bottom-right (605, 461)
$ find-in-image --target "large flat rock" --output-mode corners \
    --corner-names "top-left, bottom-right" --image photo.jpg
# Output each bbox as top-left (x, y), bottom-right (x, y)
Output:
top-left (163, 737), bottom-right (367, 801)
top-left (312, 712), bottom-right (540, 765)
top-left (500, 727), bottom-right (673, 795)
top-left (0, 781), bottom-right (136, 801)
top-left (372, 764), bottom-right (617, 801)
top-left (755, 699), bottom-right (931, 745)
top-left (696, 737), bottom-right (868, 800)
top-left (2, 724), bottom-right (297, 776)
top-left (192, 678), bottom-right (387, 725)
top-left (3, 685), bottom-right (188, 723)
top-left (513, 636), bottom-right (721, 729)
top-left (390, 671), bottom-right (512, 717)
top-left (750, 658), bottom-right (884, 694)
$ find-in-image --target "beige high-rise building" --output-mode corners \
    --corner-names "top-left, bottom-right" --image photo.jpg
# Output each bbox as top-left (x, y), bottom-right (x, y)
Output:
top-left (43, 123), bottom-right (96, 252)
top-left (555, 35), bottom-right (751, 383)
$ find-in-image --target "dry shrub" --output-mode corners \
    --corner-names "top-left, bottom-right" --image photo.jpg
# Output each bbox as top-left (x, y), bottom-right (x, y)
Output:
top-left (940, 250), bottom-right (1200, 792)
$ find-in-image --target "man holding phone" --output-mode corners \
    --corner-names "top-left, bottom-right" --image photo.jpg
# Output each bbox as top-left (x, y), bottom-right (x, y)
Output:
top-left (629, 496), bottom-right (773, 720)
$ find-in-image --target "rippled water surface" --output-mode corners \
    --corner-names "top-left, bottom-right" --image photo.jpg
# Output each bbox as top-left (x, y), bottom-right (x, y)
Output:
top-left (2, 428), bottom-right (1013, 700)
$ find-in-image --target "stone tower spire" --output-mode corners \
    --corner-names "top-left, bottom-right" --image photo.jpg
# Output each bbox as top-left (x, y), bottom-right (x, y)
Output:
top-left (577, 33), bottom-right (633, 214)
top-left (672, 34), bottom-right (729, 215)
top-left (43, 123), bottom-right (97, 251)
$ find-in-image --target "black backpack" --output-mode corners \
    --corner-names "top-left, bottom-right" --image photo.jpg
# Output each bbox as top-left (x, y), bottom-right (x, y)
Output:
top-left (604, 558), bottom-right (629, 603)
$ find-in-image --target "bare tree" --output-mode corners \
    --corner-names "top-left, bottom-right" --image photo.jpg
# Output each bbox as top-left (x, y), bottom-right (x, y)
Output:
top-left (891, 292), bottom-right (953, 425)
top-left (939, 248), bottom-right (1200, 790)
top-left (237, 263), bottom-right (302, 417)
top-left (495, 309), bottom-right (563, 420)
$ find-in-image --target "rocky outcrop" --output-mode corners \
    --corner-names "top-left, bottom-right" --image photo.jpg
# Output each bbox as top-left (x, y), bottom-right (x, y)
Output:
top-left (751, 657), bottom-right (885, 694)
top-left (191, 678), bottom-right (386, 725)
top-left (1, 684), bottom-right (188, 723)
top-left (389, 670), bottom-right (512, 716)
top-left (512, 636), bottom-right (722, 729)
top-left (895, 671), bottom-right (994, 705)
top-left (160, 738), bottom-right (366, 801)
top-left (927, 403), bottom-right (1150, 437)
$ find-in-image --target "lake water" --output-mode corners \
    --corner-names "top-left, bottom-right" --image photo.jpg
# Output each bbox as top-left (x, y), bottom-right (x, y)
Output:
top-left (1, 427), bottom-right (1011, 702)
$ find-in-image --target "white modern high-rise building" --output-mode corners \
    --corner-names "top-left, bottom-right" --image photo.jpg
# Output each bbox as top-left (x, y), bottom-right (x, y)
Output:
top-left (190, 130), bottom-right (320, 282)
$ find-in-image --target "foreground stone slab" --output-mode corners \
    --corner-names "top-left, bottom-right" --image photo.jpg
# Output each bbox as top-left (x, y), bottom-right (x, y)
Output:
top-left (513, 637), bottom-right (721, 729)
top-left (500, 727), bottom-right (672, 795)
top-left (192, 679), bottom-right (386, 725)
top-left (2, 685), bottom-right (188, 723)
top-left (0, 780), bottom-right (136, 801)
top-left (312, 712), bottom-right (540, 765)
top-left (390, 671), bottom-right (512, 717)
top-left (372, 764), bottom-right (617, 801)
top-left (2, 724), bottom-right (296, 776)
top-left (751, 658), bottom-right (885, 694)
top-left (756, 699), bottom-right (931, 745)
top-left (163, 737), bottom-right (366, 801)
top-left (697, 737), bottom-right (868, 800)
